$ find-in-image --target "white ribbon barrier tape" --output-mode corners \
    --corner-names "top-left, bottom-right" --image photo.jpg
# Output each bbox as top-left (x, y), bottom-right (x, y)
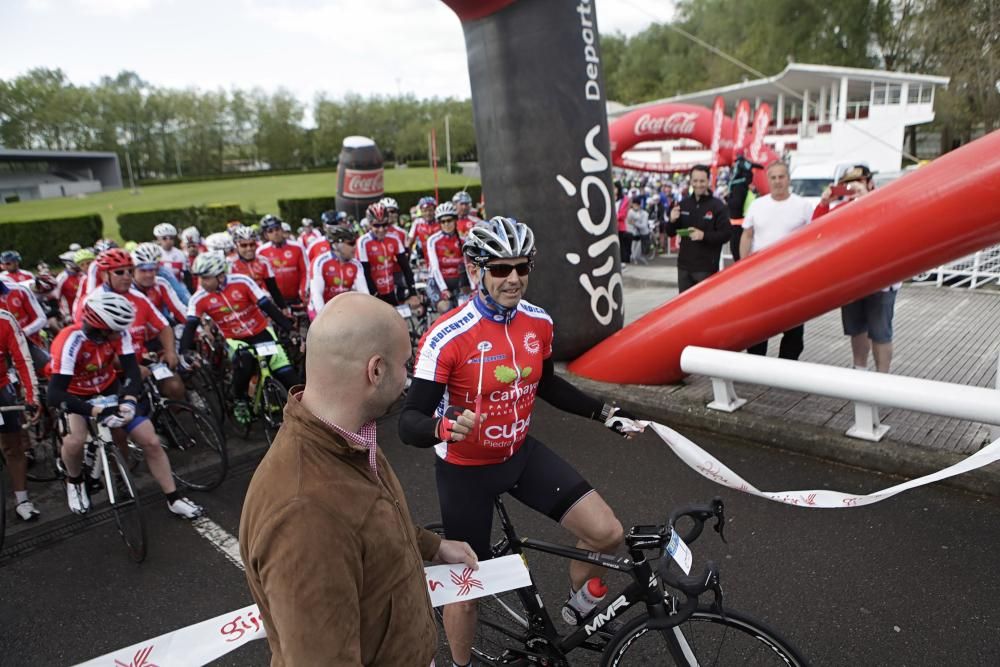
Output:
top-left (75, 555), bottom-right (530, 667)
top-left (647, 421), bottom-right (1000, 508)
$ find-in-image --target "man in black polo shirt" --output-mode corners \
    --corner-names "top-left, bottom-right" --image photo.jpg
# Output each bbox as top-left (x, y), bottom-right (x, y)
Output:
top-left (666, 164), bottom-right (732, 293)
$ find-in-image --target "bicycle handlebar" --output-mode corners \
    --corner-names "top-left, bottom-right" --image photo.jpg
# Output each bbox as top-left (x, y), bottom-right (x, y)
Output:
top-left (668, 496), bottom-right (726, 545)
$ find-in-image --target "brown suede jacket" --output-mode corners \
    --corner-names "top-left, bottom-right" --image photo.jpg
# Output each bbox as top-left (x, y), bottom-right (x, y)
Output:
top-left (239, 391), bottom-right (442, 666)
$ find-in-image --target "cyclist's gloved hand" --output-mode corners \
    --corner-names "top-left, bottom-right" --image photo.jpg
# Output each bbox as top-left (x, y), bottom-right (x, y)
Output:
top-left (117, 399), bottom-right (137, 423)
top-left (604, 406), bottom-right (645, 439)
top-left (179, 352), bottom-right (197, 371)
top-left (97, 406), bottom-right (127, 429)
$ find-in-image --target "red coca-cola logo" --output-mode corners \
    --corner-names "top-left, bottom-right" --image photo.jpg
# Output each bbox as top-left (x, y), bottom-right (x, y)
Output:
top-left (633, 112), bottom-right (698, 137)
top-left (343, 168), bottom-right (384, 198)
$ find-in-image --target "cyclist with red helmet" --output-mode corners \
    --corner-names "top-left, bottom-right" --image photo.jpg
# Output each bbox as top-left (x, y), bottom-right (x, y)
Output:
top-left (257, 214), bottom-right (308, 307)
top-left (357, 203), bottom-right (415, 306)
top-left (48, 291), bottom-right (204, 518)
top-left (0, 309), bottom-right (42, 522)
top-left (308, 226), bottom-right (369, 319)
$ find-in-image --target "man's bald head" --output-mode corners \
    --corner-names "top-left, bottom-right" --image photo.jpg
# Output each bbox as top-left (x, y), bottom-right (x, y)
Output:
top-left (307, 293), bottom-right (409, 380)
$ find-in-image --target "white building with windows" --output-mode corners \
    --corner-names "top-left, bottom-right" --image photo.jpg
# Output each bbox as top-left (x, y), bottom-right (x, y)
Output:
top-left (608, 63), bottom-right (950, 177)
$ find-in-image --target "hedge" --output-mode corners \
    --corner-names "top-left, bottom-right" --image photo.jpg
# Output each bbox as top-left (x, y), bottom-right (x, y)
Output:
top-left (137, 165), bottom-right (340, 188)
top-left (275, 185), bottom-right (483, 222)
top-left (117, 204), bottom-right (243, 241)
top-left (0, 215), bottom-right (103, 266)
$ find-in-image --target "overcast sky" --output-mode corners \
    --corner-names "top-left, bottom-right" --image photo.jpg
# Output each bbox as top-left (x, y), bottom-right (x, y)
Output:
top-left (1, 0), bottom-right (674, 107)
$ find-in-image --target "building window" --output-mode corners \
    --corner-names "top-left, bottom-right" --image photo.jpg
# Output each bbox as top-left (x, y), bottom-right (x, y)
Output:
top-left (908, 85), bottom-right (921, 104)
top-left (921, 86), bottom-right (932, 103)
top-left (872, 83), bottom-right (886, 105)
top-left (887, 84), bottom-right (901, 104)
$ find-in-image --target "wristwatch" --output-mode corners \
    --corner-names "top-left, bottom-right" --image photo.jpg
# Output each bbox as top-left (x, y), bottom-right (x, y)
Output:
top-left (599, 403), bottom-right (617, 422)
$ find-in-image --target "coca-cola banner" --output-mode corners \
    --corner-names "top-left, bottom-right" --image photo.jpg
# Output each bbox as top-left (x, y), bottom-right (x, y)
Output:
top-left (336, 136), bottom-right (385, 220)
top-left (441, 0), bottom-right (622, 358)
top-left (746, 103), bottom-right (772, 164)
top-left (342, 168), bottom-right (385, 199)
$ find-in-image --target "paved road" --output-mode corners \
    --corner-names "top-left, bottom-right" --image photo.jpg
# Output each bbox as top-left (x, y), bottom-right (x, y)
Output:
top-left (2, 401), bottom-right (999, 666)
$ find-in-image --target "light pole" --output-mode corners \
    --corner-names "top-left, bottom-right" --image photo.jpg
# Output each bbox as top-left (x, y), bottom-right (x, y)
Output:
top-left (445, 114), bottom-right (452, 174)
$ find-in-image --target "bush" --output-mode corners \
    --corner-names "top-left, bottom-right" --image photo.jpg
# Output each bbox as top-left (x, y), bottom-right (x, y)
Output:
top-left (274, 185), bottom-right (483, 221)
top-left (0, 215), bottom-right (103, 266)
top-left (118, 204), bottom-right (243, 241)
top-left (277, 197), bottom-right (337, 224)
top-left (137, 165), bottom-right (339, 187)
top-left (405, 160), bottom-right (431, 168)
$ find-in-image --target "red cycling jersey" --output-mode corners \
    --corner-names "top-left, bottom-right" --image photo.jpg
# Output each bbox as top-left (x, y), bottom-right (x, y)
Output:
top-left (308, 253), bottom-right (369, 317)
top-left (413, 296), bottom-right (554, 466)
top-left (1, 269), bottom-right (35, 284)
top-left (356, 233), bottom-right (405, 296)
top-left (76, 286), bottom-right (168, 360)
top-left (0, 310), bottom-right (38, 406)
top-left (138, 276), bottom-right (187, 324)
top-left (0, 280), bottom-right (46, 344)
top-left (386, 225), bottom-right (408, 256)
top-left (305, 238), bottom-right (331, 269)
top-left (426, 231), bottom-right (466, 289)
top-left (457, 214), bottom-right (481, 238)
top-left (56, 270), bottom-right (82, 315)
top-left (159, 247), bottom-right (188, 281)
top-left (187, 273), bottom-right (270, 339)
top-left (230, 255), bottom-right (275, 291)
top-left (299, 228), bottom-right (322, 248)
top-left (408, 217), bottom-right (440, 253)
top-left (50, 324), bottom-right (135, 397)
top-left (257, 241), bottom-right (307, 302)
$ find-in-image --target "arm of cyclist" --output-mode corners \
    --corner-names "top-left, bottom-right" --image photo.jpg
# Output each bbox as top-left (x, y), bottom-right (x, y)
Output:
top-left (157, 323), bottom-right (180, 369)
top-left (265, 276), bottom-right (287, 310)
top-left (0, 313), bottom-right (39, 408)
top-left (398, 252), bottom-right (416, 295)
top-left (398, 378), bottom-right (483, 446)
top-left (536, 358), bottom-right (643, 438)
top-left (46, 369), bottom-right (138, 423)
top-left (259, 297), bottom-right (292, 333)
top-left (178, 316), bottom-right (199, 354)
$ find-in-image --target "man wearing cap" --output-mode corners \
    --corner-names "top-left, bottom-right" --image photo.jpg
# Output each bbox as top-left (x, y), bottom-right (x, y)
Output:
top-left (813, 165), bottom-right (900, 372)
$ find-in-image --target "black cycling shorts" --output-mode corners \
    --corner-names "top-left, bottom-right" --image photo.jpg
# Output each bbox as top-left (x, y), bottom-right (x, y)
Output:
top-left (435, 436), bottom-right (594, 560)
top-left (0, 384), bottom-right (22, 434)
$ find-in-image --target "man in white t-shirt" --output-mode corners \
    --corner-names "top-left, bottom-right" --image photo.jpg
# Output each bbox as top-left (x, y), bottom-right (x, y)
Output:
top-left (739, 161), bottom-right (814, 360)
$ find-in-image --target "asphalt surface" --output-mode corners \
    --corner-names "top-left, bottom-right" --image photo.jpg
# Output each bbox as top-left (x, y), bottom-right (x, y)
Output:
top-left (3, 401), bottom-right (1000, 666)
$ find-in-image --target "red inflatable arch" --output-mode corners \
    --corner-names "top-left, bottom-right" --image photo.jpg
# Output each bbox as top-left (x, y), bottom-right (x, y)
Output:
top-left (609, 103), bottom-right (777, 193)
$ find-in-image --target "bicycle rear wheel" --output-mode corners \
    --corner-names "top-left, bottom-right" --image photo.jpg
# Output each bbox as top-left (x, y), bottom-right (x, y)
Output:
top-left (261, 378), bottom-right (288, 446)
top-left (1, 459), bottom-right (7, 552)
top-left (600, 606), bottom-right (808, 666)
top-left (186, 367), bottom-right (227, 431)
top-left (103, 444), bottom-right (147, 563)
top-left (25, 413), bottom-right (61, 482)
top-left (156, 401), bottom-right (228, 491)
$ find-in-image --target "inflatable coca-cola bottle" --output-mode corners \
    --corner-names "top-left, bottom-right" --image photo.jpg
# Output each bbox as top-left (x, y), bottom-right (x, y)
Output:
top-left (336, 136), bottom-right (385, 221)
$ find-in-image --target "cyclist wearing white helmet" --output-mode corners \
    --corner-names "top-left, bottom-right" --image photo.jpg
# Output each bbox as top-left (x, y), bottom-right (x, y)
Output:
top-left (399, 216), bottom-right (642, 667)
top-left (131, 242), bottom-right (187, 327)
top-left (451, 191), bottom-right (481, 238)
top-left (204, 231), bottom-right (236, 257)
top-left (153, 222), bottom-right (189, 283)
top-left (298, 217), bottom-right (321, 248)
top-left (49, 290), bottom-right (204, 519)
top-left (424, 202), bottom-right (470, 314)
top-left (378, 196), bottom-right (409, 255)
top-left (230, 226), bottom-right (287, 308)
top-left (180, 252), bottom-right (298, 425)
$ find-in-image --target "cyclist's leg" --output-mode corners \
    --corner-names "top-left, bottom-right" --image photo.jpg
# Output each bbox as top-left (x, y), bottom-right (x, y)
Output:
top-left (60, 413), bottom-right (89, 477)
top-left (261, 328), bottom-right (300, 388)
top-left (226, 338), bottom-right (255, 399)
top-left (124, 417), bottom-right (176, 494)
top-left (0, 386), bottom-right (31, 507)
top-left (508, 437), bottom-right (624, 591)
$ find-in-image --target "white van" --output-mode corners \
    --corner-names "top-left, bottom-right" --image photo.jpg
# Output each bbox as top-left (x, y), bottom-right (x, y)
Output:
top-left (790, 162), bottom-right (866, 208)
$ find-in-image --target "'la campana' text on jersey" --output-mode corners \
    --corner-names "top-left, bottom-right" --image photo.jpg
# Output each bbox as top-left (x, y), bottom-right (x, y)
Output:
top-left (187, 273), bottom-right (270, 339)
top-left (413, 296), bottom-right (554, 466)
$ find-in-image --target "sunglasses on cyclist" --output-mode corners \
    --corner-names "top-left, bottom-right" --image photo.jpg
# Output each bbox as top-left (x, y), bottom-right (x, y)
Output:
top-left (483, 262), bottom-right (533, 278)
top-left (342, 239), bottom-right (357, 245)
top-left (371, 223), bottom-right (389, 228)
top-left (110, 268), bottom-right (134, 276)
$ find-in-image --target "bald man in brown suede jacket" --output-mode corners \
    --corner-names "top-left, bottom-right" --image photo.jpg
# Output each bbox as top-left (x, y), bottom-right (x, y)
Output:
top-left (240, 293), bottom-right (476, 666)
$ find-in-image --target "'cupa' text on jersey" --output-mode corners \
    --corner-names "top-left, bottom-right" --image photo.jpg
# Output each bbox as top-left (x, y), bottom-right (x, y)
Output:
top-left (413, 296), bottom-right (553, 466)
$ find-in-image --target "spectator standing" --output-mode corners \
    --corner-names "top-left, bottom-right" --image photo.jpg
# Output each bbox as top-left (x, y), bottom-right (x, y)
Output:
top-left (666, 165), bottom-right (732, 292)
top-left (239, 292), bottom-right (476, 666)
top-left (615, 184), bottom-right (632, 265)
top-left (813, 166), bottom-right (899, 372)
top-left (740, 161), bottom-right (814, 359)
top-left (726, 154), bottom-right (763, 260)
top-left (626, 198), bottom-right (651, 265)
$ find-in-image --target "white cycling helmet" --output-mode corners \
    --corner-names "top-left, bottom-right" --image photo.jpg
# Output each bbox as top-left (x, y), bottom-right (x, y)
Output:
top-left (181, 226), bottom-right (201, 244)
top-left (435, 202), bottom-right (459, 221)
top-left (191, 252), bottom-right (228, 277)
top-left (463, 216), bottom-right (535, 265)
top-left (379, 197), bottom-right (399, 211)
top-left (153, 223), bottom-right (178, 239)
top-left (205, 232), bottom-right (235, 253)
top-left (82, 290), bottom-right (136, 332)
top-left (232, 226), bottom-right (257, 242)
top-left (281, 222), bottom-right (292, 233)
top-left (301, 217), bottom-right (315, 228)
top-left (132, 242), bottom-right (163, 267)
top-left (452, 191), bottom-right (473, 205)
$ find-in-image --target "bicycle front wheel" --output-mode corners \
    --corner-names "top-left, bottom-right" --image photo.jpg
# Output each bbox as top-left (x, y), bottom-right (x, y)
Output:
top-left (104, 444), bottom-right (147, 563)
top-left (260, 378), bottom-right (288, 446)
top-left (25, 410), bottom-right (61, 482)
top-left (156, 401), bottom-right (229, 491)
top-left (0, 459), bottom-right (7, 552)
top-left (601, 606), bottom-right (807, 667)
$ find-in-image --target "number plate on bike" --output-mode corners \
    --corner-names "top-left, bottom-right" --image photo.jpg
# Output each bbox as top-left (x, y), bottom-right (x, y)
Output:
top-left (150, 363), bottom-right (174, 380)
top-left (666, 529), bottom-right (693, 574)
top-left (88, 395), bottom-right (119, 410)
top-left (395, 304), bottom-right (412, 318)
top-left (255, 342), bottom-right (279, 357)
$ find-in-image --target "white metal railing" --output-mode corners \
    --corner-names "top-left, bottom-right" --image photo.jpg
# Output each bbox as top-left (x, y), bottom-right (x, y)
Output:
top-left (925, 244), bottom-right (1000, 289)
top-left (680, 346), bottom-right (1000, 443)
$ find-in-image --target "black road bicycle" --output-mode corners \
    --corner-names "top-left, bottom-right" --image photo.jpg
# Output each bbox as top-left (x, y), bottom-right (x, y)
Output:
top-left (429, 496), bottom-right (807, 666)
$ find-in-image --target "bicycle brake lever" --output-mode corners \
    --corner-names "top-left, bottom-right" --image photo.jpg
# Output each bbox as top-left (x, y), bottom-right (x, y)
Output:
top-left (711, 497), bottom-right (727, 544)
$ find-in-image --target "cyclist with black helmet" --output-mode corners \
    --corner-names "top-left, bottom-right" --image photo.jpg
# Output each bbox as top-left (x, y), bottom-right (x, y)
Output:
top-left (49, 290), bottom-right (204, 518)
top-left (257, 214), bottom-right (308, 307)
top-left (398, 216), bottom-right (643, 667)
top-left (425, 202), bottom-right (471, 314)
top-left (357, 203), bottom-right (416, 306)
top-left (1, 250), bottom-right (34, 284)
top-left (308, 226), bottom-right (369, 319)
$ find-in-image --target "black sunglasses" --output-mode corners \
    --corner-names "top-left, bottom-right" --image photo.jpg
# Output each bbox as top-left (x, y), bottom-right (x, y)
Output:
top-left (484, 262), bottom-right (533, 277)
top-left (371, 223), bottom-right (389, 228)
top-left (110, 268), bottom-right (134, 276)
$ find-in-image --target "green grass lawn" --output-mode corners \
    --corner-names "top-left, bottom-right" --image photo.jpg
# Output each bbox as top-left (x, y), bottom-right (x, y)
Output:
top-left (0, 167), bottom-right (478, 239)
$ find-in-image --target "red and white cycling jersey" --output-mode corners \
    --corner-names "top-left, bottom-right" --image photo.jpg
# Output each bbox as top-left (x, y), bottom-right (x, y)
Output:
top-left (0, 309), bottom-right (38, 406)
top-left (299, 228), bottom-right (322, 248)
top-left (413, 296), bottom-right (554, 466)
top-left (187, 273), bottom-right (270, 339)
top-left (356, 233), bottom-right (405, 296)
top-left (78, 285), bottom-right (168, 360)
top-left (457, 214), bottom-right (481, 238)
top-left (386, 225), bottom-right (408, 256)
top-left (305, 238), bottom-right (331, 269)
top-left (159, 247), bottom-right (188, 281)
top-left (258, 240), bottom-right (307, 301)
top-left (0, 279), bottom-right (46, 343)
top-left (230, 255), bottom-right (275, 291)
top-left (1, 269), bottom-right (35, 284)
top-left (138, 276), bottom-right (187, 324)
top-left (50, 324), bottom-right (135, 397)
top-left (308, 253), bottom-right (369, 316)
top-left (55, 270), bottom-right (83, 314)
top-left (425, 231), bottom-right (465, 289)
top-left (408, 218), bottom-right (440, 253)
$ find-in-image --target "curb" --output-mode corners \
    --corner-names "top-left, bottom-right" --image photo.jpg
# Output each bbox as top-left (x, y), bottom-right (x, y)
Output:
top-left (562, 370), bottom-right (1000, 499)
